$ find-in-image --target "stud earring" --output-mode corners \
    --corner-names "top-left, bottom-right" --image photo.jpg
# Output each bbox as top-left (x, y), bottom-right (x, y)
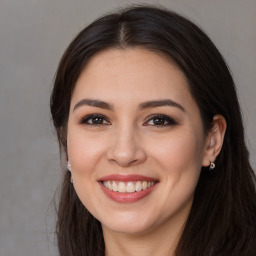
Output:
top-left (66, 161), bottom-right (71, 171)
top-left (66, 161), bottom-right (73, 183)
top-left (209, 161), bottom-right (215, 171)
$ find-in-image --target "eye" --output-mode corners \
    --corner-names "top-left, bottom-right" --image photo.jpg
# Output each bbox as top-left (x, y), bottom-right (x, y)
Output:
top-left (80, 114), bottom-right (110, 125)
top-left (144, 114), bottom-right (177, 126)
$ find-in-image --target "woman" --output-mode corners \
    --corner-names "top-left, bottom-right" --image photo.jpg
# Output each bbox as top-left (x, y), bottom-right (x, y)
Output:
top-left (50, 5), bottom-right (256, 256)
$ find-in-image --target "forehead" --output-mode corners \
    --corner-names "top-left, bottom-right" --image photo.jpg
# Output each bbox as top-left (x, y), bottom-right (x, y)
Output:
top-left (71, 48), bottom-right (196, 110)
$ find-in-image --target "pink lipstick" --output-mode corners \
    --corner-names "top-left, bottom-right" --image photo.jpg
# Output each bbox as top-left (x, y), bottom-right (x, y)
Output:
top-left (98, 174), bottom-right (158, 203)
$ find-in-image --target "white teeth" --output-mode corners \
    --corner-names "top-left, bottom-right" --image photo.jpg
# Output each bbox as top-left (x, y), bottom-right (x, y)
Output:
top-left (142, 181), bottom-right (148, 190)
top-left (126, 182), bottom-right (135, 193)
top-left (107, 181), bottom-right (112, 190)
top-left (118, 182), bottom-right (126, 193)
top-left (112, 181), bottom-right (118, 192)
top-left (102, 180), bottom-right (156, 193)
top-left (135, 181), bottom-right (142, 192)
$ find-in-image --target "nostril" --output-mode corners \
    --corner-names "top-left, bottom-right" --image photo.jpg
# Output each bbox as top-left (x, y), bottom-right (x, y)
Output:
top-left (108, 158), bottom-right (139, 167)
top-left (106, 135), bottom-right (147, 166)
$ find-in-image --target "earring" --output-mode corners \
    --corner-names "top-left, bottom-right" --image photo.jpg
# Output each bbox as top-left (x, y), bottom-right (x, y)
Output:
top-left (66, 161), bottom-right (71, 171)
top-left (209, 161), bottom-right (215, 171)
top-left (66, 161), bottom-right (73, 183)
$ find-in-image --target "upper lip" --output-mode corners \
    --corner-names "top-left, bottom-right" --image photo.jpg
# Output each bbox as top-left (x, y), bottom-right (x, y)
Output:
top-left (98, 174), bottom-right (158, 182)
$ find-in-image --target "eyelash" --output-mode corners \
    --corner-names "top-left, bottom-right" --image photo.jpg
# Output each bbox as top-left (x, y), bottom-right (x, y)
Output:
top-left (80, 114), bottom-right (177, 127)
top-left (144, 114), bottom-right (177, 126)
top-left (80, 114), bottom-right (110, 125)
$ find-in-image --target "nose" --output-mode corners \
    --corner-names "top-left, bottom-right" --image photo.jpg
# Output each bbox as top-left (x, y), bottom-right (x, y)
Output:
top-left (106, 126), bottom-right (147, 167)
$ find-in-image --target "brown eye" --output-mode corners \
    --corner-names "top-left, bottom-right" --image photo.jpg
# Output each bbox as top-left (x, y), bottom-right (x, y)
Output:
top-left (81, 114), bottom-right (110, 125)
top-left (152, 117), bottom-right (167, 125)
top-left (145, 114), bottom-right (177, 126)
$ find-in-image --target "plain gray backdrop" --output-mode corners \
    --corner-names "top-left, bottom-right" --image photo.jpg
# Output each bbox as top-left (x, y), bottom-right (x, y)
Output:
top-left (0, 0), bottom-right (255, 255)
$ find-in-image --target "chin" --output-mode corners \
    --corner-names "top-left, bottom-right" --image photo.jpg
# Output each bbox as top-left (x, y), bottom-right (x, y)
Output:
top-left (100, 210), bottom-right (158, 235)
top-left (103, 221), bottom-right (153, 235)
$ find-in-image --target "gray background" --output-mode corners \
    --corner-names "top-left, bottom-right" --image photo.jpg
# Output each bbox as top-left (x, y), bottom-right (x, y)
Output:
top-left (0, 0), bottom-right (255, 255)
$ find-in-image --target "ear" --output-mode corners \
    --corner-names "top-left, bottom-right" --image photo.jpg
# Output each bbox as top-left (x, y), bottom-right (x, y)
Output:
top-left (202, 115), bottom-right (227, 167)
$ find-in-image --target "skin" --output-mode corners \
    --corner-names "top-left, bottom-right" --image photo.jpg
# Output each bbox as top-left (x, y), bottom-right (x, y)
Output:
top-left (67, 48), bottom-right (226, 256)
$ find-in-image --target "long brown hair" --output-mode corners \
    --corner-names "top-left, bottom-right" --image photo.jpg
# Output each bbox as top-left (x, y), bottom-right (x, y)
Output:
top-left (50, 5), bottom-right (256, 256)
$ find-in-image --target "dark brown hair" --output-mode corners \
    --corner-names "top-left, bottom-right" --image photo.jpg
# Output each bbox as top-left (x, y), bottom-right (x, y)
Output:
top-left (50, 5), bottom-right (256, 256)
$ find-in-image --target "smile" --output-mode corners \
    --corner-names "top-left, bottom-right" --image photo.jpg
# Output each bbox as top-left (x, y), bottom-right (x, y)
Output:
top-left (98, 174), bottom-right (158, 203)
top-left (102, 181), bottom-right (156, 193)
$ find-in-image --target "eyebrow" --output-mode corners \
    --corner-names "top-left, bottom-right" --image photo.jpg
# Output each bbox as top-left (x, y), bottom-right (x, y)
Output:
top-left (73, 98), bottom-right (185, 112)
top-left (73, 99), bottom-right (114, 112)
top-left (138, 99), bottom-right (185, 112)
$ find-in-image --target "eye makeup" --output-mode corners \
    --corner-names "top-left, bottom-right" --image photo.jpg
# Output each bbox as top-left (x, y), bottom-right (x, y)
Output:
top-left (80, 113), bottom-right (110, 125)
top-left (144, 114), bottom-right (178, 126)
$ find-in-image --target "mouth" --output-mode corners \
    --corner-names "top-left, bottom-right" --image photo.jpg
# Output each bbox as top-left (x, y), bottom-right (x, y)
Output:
top-left (98, 174), bottom-right (158, 203)
top-left (102, 180), bottom-right (156, 193)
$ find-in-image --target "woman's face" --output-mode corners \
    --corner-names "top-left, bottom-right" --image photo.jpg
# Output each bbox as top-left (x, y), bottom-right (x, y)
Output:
top-left (67, 48), bottom-right (209, 235)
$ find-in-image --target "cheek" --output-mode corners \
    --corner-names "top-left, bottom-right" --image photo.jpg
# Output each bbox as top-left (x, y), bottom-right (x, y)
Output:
top-left (67, 129), bottom-right (107, 177)
top-left (146, 132), bottom-right (204, 216)
top-left (67, 130), bottom-right (108, 216)
top-left (147, 131), bottom-right (204, 182)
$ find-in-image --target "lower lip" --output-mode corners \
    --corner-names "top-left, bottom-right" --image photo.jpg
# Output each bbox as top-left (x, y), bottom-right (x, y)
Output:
top-left (99, 182), bottom-right (157, 203)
